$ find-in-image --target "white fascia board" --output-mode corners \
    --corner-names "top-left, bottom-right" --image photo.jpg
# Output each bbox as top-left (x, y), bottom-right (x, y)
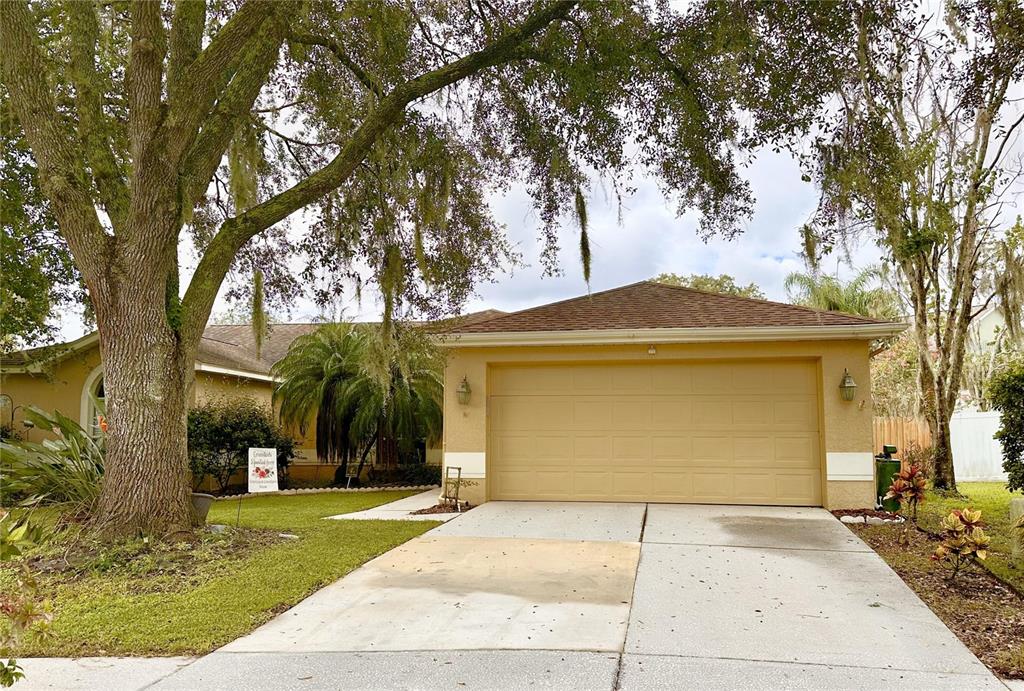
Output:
top-left (437, 323), bottom-right (908, 348)
top-left (194, 362), bottom-right (278, 383)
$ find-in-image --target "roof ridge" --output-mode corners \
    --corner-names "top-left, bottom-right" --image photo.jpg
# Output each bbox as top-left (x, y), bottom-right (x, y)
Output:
top-left (477, 280), bottom-right (650, 322)
top-left (642, 280), bottom-right (888, 325)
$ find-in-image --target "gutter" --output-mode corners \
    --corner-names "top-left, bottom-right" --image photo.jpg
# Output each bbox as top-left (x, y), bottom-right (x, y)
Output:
top-left (437, 323), bottom-right (908, 348)
top-left (194, 362), bottom-right (278, 383)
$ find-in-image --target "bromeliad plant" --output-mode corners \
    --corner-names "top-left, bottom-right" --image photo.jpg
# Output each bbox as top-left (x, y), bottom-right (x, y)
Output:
top-left (931, 508), bottom-right (992, 581)
top-left (884, 464), bottom-right (928, 523)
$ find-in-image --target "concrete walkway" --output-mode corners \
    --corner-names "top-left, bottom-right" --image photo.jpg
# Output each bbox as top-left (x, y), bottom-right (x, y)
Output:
top-left (21, 502), bottom-right (1012, 690)
top-left (325, 489), bottom-right (462, 522)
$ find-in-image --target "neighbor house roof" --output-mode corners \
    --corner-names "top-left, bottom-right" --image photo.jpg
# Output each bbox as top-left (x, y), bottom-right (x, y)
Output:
top-left (2, 310), bottom-right (506, 376)
top-left (445, 281), bottom-right (906, 345)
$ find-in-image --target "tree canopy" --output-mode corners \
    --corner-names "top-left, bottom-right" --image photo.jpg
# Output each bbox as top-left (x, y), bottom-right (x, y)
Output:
top-left (652, 273), bottom-right (765, 299)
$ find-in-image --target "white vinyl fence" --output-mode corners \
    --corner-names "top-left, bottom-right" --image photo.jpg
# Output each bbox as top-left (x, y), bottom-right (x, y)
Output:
top-left (950, 410), bottom-right (1007, 482)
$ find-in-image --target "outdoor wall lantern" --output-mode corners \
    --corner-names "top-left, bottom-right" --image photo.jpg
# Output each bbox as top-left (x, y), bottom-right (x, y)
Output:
top-left (456, 377), bottom-right (472, 405)
top-left (839, 368), bottom-right (858, 401)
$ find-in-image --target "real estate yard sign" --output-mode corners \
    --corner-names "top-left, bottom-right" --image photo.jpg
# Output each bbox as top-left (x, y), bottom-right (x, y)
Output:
top-left (248, 447), bottom-right (278, 493)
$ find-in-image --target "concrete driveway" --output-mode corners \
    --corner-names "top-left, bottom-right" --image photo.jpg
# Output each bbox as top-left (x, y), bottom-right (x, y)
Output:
top-left (152, 502), bottom-right (1006, 690)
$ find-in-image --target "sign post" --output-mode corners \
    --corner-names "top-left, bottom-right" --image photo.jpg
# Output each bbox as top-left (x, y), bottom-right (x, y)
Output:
top-left (247, 447), bottom-right (279, 493)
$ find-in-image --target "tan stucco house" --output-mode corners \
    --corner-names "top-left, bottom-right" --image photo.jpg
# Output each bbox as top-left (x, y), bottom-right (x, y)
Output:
top-left (0, 323), bottom-right (348, 484)
top-left (440, 281), bottom-right (905, 509)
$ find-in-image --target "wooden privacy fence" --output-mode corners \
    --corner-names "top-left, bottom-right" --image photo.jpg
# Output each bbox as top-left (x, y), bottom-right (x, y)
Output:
top-left (872, 417), bottom-right (932, 454)
top-left (872, 413), bottom-right (1007, 481)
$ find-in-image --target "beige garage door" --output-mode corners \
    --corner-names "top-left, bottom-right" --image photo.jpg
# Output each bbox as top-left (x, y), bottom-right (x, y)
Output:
top-left (488, 360), bottom-right (822, 505)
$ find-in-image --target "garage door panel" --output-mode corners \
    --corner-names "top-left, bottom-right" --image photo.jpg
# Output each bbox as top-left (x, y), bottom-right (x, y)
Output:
top-left (691, 436), bottom-right (735, 464)
top-left (691, 472), bottom-right (736, 501)
top-left (573, 399), bottom-right (613, 430)
top-left (652, 400), bottom-right (692, 428)
top-left (573, 435), bottom-right (612, 463)
top-left (612, 400), bottom-right (653, 430)
top-left (651, 435), bottom-right (692, 462)
top-left (733, 473), bottom-right (775, 501)
top-left (612, 435), bottom-right (650, 462)
top-left (574, 471), bottom-right (612, 497)
top-left (649, 471), bottom-right (694, 498)
top-left (488, 361), bottom-right (821, 506)
top-left (612, 471), bottom-right (651, 498)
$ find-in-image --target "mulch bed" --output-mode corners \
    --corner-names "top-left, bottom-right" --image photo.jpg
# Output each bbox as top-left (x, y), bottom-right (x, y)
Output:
top-left (410, 503), bottom-right (473, 515)
top-left (832, 508), bottom-right (903, 520)
top-left (848, 522), bottom-right (1024, 678)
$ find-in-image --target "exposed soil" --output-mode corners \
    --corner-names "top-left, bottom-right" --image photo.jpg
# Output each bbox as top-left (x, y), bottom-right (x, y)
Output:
top-left (410, 503), bottom-right (473, 515)
top-left (848, 521), bottom-right (1024, 678)
top-left (21, 526), bottom-right (281, 584)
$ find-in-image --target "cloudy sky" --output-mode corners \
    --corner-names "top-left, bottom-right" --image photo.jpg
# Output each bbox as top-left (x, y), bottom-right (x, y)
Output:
top-left (312, 146), bottom-right (884, 325)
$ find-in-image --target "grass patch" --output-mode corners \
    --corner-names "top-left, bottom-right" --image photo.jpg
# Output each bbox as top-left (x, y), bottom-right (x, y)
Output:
top-left (916, 482), bottom-right (1022, 593)
top-left (3, 491), bottom-right (438, 656)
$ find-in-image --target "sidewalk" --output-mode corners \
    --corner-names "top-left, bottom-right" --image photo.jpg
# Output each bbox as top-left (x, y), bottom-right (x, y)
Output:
top-left (13, 657), bottom-right (194, 690)
top-left (324, 488), bottom-right (462, 522)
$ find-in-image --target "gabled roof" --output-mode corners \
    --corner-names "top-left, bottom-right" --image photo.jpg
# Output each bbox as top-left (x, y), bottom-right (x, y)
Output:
top-left (447, 281), bottom-right (905, 344)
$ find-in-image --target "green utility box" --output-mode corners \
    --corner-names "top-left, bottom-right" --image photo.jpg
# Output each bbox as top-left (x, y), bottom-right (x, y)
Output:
top-left (876, 444), bottom-right (901, 512)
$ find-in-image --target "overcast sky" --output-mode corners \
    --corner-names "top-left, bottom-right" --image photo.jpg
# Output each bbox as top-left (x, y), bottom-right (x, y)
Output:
top-left (318, 147), bottom-right (884, 324)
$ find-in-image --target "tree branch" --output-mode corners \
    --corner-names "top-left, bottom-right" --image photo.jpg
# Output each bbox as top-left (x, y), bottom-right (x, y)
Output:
top-left (179, 0), bottom-right (579, 342)
top-left (162, 0), bottom-right (273, 162)
top-left (288, 30), bottom-right (384, 97)
top-left (0, 0), bottom-right (110, 277)
top-left (178, 11), bottom-right (290, 221)
top-left (67, 0), bottom-right (130, 229)
top-left (167, 0), bottom-right (206, 105)
top-left (126, 0), bottom-right (166, 163)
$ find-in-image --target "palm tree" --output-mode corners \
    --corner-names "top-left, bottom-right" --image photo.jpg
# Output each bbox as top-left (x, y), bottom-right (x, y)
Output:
top-left (784, 267), bottom-right (899, 320)
top-left (272, 322), bottom-right (443, 482)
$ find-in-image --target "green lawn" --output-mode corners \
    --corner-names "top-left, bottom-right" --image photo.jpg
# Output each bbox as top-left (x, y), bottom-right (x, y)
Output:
top-left (915, 482), bottom-right (1022, 592)
top-left (4, 491), bottom-right (438, 656)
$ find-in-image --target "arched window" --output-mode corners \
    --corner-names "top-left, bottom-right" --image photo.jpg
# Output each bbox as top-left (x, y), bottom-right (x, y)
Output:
top-left (81, 365), bottom-right (105, 437)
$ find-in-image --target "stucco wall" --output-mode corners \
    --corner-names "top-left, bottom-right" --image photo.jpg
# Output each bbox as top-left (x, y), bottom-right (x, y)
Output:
top-left (442, 339), bottom-right (876, 509)
top-left (1, 345), bottom-right (103, 438)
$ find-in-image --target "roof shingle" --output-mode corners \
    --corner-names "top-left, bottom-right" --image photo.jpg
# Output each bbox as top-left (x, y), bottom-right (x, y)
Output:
top-left (452, 281), bottom-right (895, 333)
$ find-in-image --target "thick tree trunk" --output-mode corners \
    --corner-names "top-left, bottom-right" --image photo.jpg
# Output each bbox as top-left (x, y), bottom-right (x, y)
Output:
top-left (91, 272), bottom-right (196, 537)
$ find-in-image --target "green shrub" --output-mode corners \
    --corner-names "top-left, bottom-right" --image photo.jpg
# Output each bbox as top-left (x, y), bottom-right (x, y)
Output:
top-left (0, 407), bottom-right (103, 516)
top-left (396, 463), bottom-right (442, 486)
top-left (989, 362), bottom-right (1024, 492)
top-left (187, 398), bottom-right (296, 492)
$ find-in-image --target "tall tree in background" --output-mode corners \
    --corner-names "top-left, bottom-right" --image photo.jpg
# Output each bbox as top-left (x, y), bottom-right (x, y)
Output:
top-left (784, 267), bottom-right (898, 320)
top-left (803, 0), bottom-right (1024, 491)
top-left (1, 0), bottom-right (858, 535)
top-left (652, 273), bottom-right (765, 299)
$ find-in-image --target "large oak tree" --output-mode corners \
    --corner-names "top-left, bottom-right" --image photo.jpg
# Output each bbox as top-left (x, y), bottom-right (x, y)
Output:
top-left (1, 0), bottom-right (856, 535)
